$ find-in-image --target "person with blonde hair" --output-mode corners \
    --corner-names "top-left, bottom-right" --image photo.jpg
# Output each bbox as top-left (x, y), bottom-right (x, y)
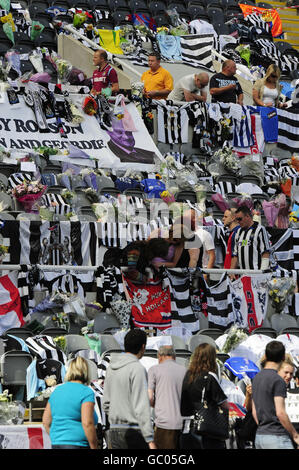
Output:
top-left (42, 356), bottom-right (98, 449)
top-left (278, 354), bottom-right (295, 387)
top-left (180, 343), bottom-right (229, 449)
top-left (252, 64), bottom-right (287, 108)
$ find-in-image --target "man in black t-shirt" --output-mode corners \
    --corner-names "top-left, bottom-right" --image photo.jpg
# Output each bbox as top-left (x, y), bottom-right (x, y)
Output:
top-left (209, 60), bottom-right (243, 105)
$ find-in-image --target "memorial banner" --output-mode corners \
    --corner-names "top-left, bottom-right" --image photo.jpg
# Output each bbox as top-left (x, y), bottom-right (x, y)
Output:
top-left (0, 93), bottom-right (161, 170)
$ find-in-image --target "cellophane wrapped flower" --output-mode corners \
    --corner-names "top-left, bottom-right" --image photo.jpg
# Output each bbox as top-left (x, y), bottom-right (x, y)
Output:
top-left (53, 335), bottom-right (66, 352)
top-left (61, 188), bottom-right (75, 202)
top-left (267, 277), bottom-right (296, 313)
top-left (131, 81), bottom-right (144, 99)
top-left (215, 146), bottom-right (240, 175)
top-left (0, 244), bottom-right (8, 257)
top-left (221, 325), bottom-right (248, 354)
top-left (160, 190), bottom-right (176, 204)
top-left (52, 57), bottom-right (72, 83)
top-left (12, 180), bottom-right (46, 212)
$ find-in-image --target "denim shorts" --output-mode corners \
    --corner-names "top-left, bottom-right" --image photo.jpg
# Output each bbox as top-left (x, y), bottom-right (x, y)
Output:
top-left (255, 434), bottom-right (294, 449)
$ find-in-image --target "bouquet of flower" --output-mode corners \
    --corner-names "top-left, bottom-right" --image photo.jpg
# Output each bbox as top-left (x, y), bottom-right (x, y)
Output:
top-left (289, 155), bottom-right (299, 173)
top-left (131, 81), bottom-right (144, 99)
top-left (60, 188), bottom-right (75, 203)
top-left (84, 188), bottom-right (99, 204)
top-left (221, 325), bottom-right (248, 354)
top-left (215, 146), bottom-right (240, 175)
top-left (51, 311), bottom-right (70, 330)
top-left (12, 180), bottom-right (46, 212)
top-left (53, 335), bottom-right (66, 352)
top-left (53, 57), bottom-right (72, 83)
top-left (92, 202), bottom-right (118, 222)
top-left (156, 26), bottom-right (169, 34)
top-left (160, 190), bottom-right (176, 204)
top-left (120, 24), bottom-right (134, 36)
top-left (120, 41), bottom-right (136, 54)
top-left (0, 244), bottom-right (8, 257)
top-left (267, 277), bottom-right (296, 313)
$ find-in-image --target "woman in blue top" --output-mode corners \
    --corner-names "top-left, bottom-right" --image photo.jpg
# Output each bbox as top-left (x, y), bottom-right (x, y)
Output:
top-left (42, 356), bottom-right (98, 449)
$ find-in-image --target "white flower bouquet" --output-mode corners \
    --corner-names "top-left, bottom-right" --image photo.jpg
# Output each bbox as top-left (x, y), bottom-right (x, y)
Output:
top-left (131, 81), bottom-right (144, 99)
top-left (214, 146), bottom-right (240, 175)
top-left (267, 277), bottom-right (296, 313)
top-left (221, 325), bottom-right (248, 354)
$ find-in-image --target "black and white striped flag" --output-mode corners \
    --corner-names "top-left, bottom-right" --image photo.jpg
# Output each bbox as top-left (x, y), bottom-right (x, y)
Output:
top-left (180, 34), bottom-right (215, 71)
top-left (163, 268), bottom-right (200, 333)
top-left (205, 273), bottom-right (235, 329)
top-left (277, 107), bottom-right (299, 153)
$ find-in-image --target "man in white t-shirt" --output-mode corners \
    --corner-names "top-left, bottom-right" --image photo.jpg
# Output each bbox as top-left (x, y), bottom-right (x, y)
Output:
top-left (182, 209), bottom-right (216, 281)
top-left (167, 72), bottom-right (209, 103)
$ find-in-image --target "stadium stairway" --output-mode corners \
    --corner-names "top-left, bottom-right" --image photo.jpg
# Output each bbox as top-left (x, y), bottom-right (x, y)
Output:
top-left (270, 0), bottom-right (299, 50)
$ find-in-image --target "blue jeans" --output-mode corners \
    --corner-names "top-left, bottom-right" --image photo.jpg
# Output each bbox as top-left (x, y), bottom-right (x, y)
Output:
top-left (255, 434), bottom-right (294, 449)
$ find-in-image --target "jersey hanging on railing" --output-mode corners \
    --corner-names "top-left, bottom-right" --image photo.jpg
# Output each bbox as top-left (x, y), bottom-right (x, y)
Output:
top-left (124, 276), bottom-right (172, 330)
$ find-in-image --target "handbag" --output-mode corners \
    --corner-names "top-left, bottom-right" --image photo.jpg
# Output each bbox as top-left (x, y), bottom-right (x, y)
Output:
top-left (190, 375), bottom-right (229, 440)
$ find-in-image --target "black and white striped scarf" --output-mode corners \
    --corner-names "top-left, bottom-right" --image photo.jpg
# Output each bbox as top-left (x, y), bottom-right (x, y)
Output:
top-left (8, 172), bottom-right (33, 189)
top-left (96, 266), bottom-right (125, 309)
top-left (41, 193), bottom-right (72, 215)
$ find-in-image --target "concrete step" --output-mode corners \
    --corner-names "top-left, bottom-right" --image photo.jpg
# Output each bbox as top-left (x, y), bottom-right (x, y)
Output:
top-left (281, 19), bottom-right (299, 32)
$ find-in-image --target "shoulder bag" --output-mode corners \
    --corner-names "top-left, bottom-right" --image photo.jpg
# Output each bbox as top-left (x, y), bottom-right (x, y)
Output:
top-left (190, 374), bottom-right (229, 440)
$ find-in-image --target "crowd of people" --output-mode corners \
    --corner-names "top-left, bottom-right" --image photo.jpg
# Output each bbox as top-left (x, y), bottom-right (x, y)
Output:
top-left (89, 48), bottom-right (291, 108)
top-left (42, 329), bottom-right (299, 451)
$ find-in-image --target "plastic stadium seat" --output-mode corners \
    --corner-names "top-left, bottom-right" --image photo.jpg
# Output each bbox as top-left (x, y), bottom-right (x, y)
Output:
top-left (98, 334), bottom-right (123, 354)
top-left (271, 314), bottom-right (298, 334)
top-left (167, 2), bottom-right (188, 14)
top-left (250, 327), bottom-right (277, 338)
top-left (149, 1), bottom-right (167, 15)
top-left (99, 187), bottom-right (120, 197)
top-left (93, 312), bottom-right (121, 333)
top-left (198, 328), bottom-right (224, 340)
top-left (280, 327), bottom-right (299, 338)
top-left (217, 174), bottom-right (239, 185)
top-left (188, 334), bottom-right (217, 352)
top-left (40, 327), bottom-right (69, 337)
top-left (213, 22), bottom-right (230, 35)
top-left (89, 0), bottom-right (109, 8)
top-left (112, 10), bottom-right (132, 25)
top-left (176, 190), bottom-right (197, 204)
top-left (65, 335), bottom-right (90, 355)
top-left (188, 5), bottom-right (207, 18)
top-left (239, 174), bottom-right (262, 186)
top-left (0, 350), bottom-right (33, 386)
top-left (109, 0), bottom-right (129, 10)
top-left (216, 353), bottom-right (230, 363)
top-left (129, 0), bottom-right (148, 11)
top-left (5, 328), bottom-right (34, 341)
top-left (0, 212), bottom-right (15, 220)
